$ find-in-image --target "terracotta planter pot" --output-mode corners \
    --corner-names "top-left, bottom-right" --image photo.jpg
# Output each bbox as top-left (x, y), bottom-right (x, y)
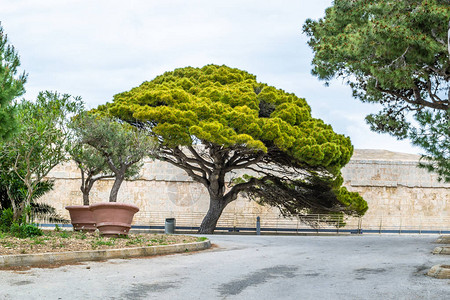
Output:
top-left (89, 203), bottom-right (139, 237)
top-left (65, 205), bottom-right (97, 232)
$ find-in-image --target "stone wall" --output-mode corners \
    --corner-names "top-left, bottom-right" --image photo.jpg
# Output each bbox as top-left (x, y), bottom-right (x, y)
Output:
top-left (341, 150), bottom-right (450, 231)
top-left (39, 149), bottom-right (450, 231)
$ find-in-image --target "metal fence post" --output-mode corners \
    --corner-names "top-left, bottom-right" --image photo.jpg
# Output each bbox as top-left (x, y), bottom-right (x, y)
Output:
top-left (419, 216), bottom-right (422, 234)
top-left (379, 216), bottom-right (382, 234)
top-left (317, 215), bottom-right (320, 234)
top-left (256, 216), bottom-right (261, 235)
top-left (358, 217), bottom-right (362, 234)
top-left (337, 217), bottom-right (340, 234)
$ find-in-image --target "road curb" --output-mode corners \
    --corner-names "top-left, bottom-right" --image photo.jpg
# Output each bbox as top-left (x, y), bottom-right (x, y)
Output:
top-left (0, 240), bottom-right (211, 268)
top-left (427, 264), bottom-right (450, 279)
top-left (432, 246), bottom-right (450, 255)
top-left (434, 236), bottom-right (450, 244)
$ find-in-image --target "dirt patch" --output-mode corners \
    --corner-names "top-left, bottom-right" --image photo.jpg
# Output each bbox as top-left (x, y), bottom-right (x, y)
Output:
top-left (0, 261), bottom-right (87, 272)
top-left (0, 231), bottom-right (201, 256)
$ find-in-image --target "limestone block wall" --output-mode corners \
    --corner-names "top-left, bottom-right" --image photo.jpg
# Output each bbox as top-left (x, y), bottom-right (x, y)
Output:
top-left (39, 149), bottom-right (450, 231)
top-left (341, 150), bottom-right (450, 230)
top-left (41, 159), bottom-right (283, 228)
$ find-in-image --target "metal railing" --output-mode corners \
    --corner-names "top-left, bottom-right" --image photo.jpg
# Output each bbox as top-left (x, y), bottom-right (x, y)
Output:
top-left (139, 211), bottom-right (348, 230)
top-left (39, 212), bottom-right (450, 235)
top-left (131, 211), bottom-right (450, 234)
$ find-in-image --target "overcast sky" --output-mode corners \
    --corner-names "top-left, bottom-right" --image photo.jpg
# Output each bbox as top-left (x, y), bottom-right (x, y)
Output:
top-left (2, 0), bottom-right (421, 154)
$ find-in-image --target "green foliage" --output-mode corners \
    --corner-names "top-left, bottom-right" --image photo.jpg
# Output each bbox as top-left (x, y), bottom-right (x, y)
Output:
top-left (92, 237), bottom-right (115, 248)
top-left (21, 224), bottom-right (43, 238)
top-left (0, 91), bottom-right (83, 219)
top-left (31, 202), bottom-right (69, 224)
top-left (0, 208), bottom-right (14, 232)
top-left (9, 223), bottom-right (43, 238)
top-left (336, 186), bottom-right (368, 215)
top-left (304, 0), bottom-right (448, 107)
top-left (412, 109), bottom-right (450, 182)
top-left (304, 0), bottom-right (449, 179)
top-left (1, 206), bottom-right (52, 238)
top-left (58, 231), bottom-right (69, 238)
top-left (76, 231), bottom-right (87, 240)
top-left (5, 179), bottom-right (62, 223)
top-left (245, 172), bottom-right (367, 220)
top-left (70, 112), bottom-right (156, 202)
top-left (104, 65), bottom-right (353, 170)
top-left (72, 113), bottom-right (154, 178)
top-left (68, 139), bottom-right (114, 205)
top-left (0, 22), bottom-right (27, 141)
top-left (0, 159), bottom-right (67, 223)
top-left (99, 65), bottom-right (364, 233)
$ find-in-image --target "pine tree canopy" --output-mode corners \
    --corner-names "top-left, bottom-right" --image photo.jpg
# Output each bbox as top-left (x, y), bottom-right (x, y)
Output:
top-left (105, 65), bottom-right (353, 171)
top-left (304, 0), bottom-right (449, 182)
top-left (0, 23), bottom-right (27, 141)
top-left (98, 65), bottom-right (367, 233)
top-left (303, 0), bottom-right (449, 114)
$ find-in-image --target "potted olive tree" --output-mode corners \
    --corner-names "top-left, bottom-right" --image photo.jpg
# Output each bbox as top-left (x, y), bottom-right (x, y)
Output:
top-left (69, 113), bottom-right (156, 236)
top-left (66, 142), bottom-right (114, 231)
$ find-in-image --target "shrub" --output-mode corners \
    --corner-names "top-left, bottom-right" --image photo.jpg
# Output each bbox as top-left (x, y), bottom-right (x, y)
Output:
top-left (10, 223), bottom-right (43, 238)
top-left (21, 224), bottom-right (43, 237)
top-left (0, 208), bottom-right (14, 232)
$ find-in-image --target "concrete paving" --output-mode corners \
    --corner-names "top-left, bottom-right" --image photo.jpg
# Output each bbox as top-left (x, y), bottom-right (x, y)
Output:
top-left (0, 234), bottom-right (449, 299)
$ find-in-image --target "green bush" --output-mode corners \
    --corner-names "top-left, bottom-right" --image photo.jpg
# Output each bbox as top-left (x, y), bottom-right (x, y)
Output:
top-left (1, 208), bottom-right (43, 238)
top-left (0, 208), bottom-right (14, 232)
top-left (10, 223), bottom-right (43, 238)
top-left (22, 224), bottom-right (43, 237)
top-left (9, 223), bottom-right (21, 236)
top-left (59, 231), bottom-right (69, 238)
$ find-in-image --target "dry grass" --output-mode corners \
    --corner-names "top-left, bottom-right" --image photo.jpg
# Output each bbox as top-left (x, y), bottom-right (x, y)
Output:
top-left (0, 230), bottom-right (201, 256)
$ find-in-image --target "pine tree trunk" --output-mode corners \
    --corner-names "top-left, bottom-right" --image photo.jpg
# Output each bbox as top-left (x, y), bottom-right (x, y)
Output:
top-left (109, 175), bottom-right (124, 202)
top-left (198, 197), bottom-right (227, 234)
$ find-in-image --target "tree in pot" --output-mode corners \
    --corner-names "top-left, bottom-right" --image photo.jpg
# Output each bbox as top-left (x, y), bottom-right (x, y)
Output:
top-left (98, 64), bottom-right (367, 234)
top-left (70, 143), bottom-right (114, 206)
top-left (65, 141), bottom-right (114, 231)
top-left (74, 113), bottom-right (157, 202)
top-left (71, 113), bottom-right (157, 236)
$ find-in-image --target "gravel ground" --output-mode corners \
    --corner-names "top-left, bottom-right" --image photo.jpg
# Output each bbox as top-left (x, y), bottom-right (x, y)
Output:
top-left (0, 231), bottom-right (199, 255)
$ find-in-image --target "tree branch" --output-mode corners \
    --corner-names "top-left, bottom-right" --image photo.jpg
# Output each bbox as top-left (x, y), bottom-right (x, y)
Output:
top-left (223, 175), bottom-right (270, 205)
top-left (224, 152), bottom-right (265, 172)
top-left (172, 147), bottom-right (209, 179)
top-left (375, 84), bottom-right (448, 111)
top-left (187, 146), bottom-right (214, 170)
top-left (162, 155), bottom-right (209, 186)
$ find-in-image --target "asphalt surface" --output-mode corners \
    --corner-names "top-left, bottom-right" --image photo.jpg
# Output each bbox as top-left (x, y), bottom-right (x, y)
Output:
top-left (1, 234), bottom-right (449, 299)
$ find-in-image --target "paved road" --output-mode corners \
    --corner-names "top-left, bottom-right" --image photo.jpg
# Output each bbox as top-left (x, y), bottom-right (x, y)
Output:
top-left (1, 234), bottom-right (449, 299)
